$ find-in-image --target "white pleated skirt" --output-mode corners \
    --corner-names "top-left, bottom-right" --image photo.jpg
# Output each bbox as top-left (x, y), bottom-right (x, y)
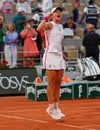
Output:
top-left (43, 52), bottom-right (66, 70)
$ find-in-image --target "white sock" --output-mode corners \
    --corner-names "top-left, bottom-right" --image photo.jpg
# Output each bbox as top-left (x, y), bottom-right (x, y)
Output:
top-left (54, 102), bottom-right (58, 108)
top-left (49, 103), bottom-right (54, 110)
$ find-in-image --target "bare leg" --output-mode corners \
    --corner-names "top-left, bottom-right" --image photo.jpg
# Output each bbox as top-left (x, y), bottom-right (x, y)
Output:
top-left (46, 69), bottom-right (65, 119)
top-left (46, 69), bottom-right (64, 104)
top-left (46, 70), bottom-right (56, 104)
top-left (54, 69), bottom-right (64, 103)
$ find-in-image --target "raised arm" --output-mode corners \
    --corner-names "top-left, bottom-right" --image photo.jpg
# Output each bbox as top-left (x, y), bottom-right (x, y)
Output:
top-left (37, 13), bottom-right (53, 32)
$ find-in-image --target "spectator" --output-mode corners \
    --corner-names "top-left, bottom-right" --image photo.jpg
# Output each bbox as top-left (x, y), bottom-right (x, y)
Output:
top-left (84, 23), bottom-right (92, 35)
top-left (72, 2), bottom-right (79, 23)
top-left (82, 24), bottom-right (100, 63)
top-left (2, 0), bottom-right (13, 14)
top-left (42, 0), bottom-right (53, 16)
top-left (4, 23), bottom-right (18, 68)
top-left (0, 17), bottom-right (7, 60)
top-left (63, 16), bottom-right (77, 35)
top-left (20, 22), bottom-right (39, 67)
top-left (0, 0), bottom-right (3, 12)
top-left (81, 23), bottom-right (93, 56)
top-left (74, 0), bottom-right (80, 7)
top-left (13, 7), bottom-right (26, 46)
top-left (27, 7), bottom-right (44, 62)
top-left (79, 0), bottom-right (100, 28)
top-left (16, 0), bottom-right (25, 10)
top-left (31, 7), bottom-right (44, 29)
top-left (31, 0), bottom-right (42, 11)
top-left (16, 0), bottom-right (32, 14)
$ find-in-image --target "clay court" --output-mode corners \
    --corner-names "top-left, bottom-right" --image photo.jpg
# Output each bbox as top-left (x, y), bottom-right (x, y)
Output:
top-left (0, 96), bottom-right (100, 130)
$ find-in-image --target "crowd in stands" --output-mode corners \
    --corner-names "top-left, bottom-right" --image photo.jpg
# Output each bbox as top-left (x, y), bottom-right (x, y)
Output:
top-left (0, 0), bottom-right (100, 68)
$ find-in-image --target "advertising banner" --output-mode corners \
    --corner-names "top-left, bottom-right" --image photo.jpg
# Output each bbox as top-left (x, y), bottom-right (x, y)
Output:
top-left (88, 83), bottom-right (100, 98)
top-left (0, 68), bottom-right (37, 95)
top-left (74, 83), bottom-right (88, 99)
top-left (26, 82), bottom-right (76, 101)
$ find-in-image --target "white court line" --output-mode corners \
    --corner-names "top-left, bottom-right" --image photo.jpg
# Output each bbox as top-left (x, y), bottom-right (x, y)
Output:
top-left (0, 106), bottom-right (38, 109)
top-left (57, 123), bottom-right (97, 130)
top-left (0, 114), bottom-right (49, 123)
top-left (0, 114), bottom-right (97, 130)
top-left (78, 106), bottom-right (100, 109)
top-left (0, 109), bottom-right (39, 113)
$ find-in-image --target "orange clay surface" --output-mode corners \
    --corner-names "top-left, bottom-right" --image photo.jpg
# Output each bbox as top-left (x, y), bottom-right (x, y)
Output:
top-left (0, 96), bottom-right (100, 130)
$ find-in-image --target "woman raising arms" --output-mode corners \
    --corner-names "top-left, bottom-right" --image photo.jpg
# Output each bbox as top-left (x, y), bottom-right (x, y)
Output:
top-left (37, 7), bottom-right (66, 120)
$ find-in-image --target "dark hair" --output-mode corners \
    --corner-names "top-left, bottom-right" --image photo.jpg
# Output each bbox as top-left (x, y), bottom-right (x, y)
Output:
top-left (24, 21), bottom-right (30, 26)
top-left (88, 0), bottom-right (95, 5)
top-left (32, 7), bottom-right (42, 13)
top-left (0, 18), bottom-right (2, 20)
top-left (67, 16), bottom-right (73, 20)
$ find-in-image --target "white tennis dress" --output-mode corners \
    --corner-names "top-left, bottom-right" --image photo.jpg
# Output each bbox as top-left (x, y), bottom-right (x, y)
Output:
top-left (43, 22), bottom-right (66, 70)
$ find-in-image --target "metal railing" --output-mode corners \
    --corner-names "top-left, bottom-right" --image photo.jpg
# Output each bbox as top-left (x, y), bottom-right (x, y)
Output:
top-left (0, 50), bottom-right (43, 66)
top-left (0, 49), bottom-right (80, 66)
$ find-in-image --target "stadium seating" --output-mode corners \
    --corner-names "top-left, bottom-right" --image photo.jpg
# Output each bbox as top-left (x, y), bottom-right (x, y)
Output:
top-left (3, 0), bottom-right (100, 64)
top-left (95, 1), bottom-right (100, 6)
top-left (64, 45), bottom-right (78, 59)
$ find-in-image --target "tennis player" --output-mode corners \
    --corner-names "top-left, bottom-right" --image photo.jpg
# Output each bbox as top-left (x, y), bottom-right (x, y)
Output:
top-left (37, 7), bottom-right (66, 120)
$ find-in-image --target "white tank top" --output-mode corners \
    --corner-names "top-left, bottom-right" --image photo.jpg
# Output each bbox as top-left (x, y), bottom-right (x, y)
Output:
top-left (45, 21), bottom-right (64, 54)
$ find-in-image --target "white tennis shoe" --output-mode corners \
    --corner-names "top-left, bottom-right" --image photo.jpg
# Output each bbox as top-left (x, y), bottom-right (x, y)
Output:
top-left (46, 107), bottom-right (62, 120)
top-left (57, 108), bottom-right (65, 117)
